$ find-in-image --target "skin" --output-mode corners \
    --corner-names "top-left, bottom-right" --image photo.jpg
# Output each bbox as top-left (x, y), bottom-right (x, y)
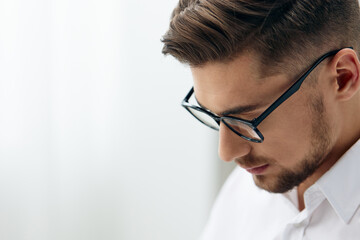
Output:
top-left (191, 48), bottom-right (360, 211)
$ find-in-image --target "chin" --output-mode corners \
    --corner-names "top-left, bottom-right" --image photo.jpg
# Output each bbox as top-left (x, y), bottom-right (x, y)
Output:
top-left (252, 174), bottom-right (300, 193)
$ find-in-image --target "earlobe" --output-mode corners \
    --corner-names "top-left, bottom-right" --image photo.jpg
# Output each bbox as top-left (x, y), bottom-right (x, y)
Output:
top-left (332, 49), bottom-right (360, 101)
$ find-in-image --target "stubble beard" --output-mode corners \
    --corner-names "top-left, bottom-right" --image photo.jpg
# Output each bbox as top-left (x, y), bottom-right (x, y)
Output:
top-left (253, 93), bottom-right (332, 193)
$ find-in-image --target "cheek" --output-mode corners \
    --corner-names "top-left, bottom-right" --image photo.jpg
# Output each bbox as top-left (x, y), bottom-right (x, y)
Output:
top-left (256, 101), bottom-right (314, 167)
top-left (321, 94), bottom-right (340, 138)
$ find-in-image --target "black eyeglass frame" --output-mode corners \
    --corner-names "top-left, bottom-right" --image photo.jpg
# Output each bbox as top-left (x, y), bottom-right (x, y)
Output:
top-left (181, 47), bottom-right (352, 143)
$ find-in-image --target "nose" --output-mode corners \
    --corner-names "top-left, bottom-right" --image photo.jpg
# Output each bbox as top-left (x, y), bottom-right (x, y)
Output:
top-left (218, 122), bottom-right (252, 162)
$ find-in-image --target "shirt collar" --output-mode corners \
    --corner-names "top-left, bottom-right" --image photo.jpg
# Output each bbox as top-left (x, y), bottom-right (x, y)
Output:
top-left (315, 140), bottom-right (360, 223)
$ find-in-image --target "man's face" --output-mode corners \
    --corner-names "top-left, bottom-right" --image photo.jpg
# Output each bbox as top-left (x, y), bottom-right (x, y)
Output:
top-left (191, 53), bottom-right (334, 193)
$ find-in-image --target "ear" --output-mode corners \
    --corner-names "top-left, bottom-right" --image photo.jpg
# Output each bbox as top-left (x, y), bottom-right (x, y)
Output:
top-left (329, 48), bottom-right (360, 101)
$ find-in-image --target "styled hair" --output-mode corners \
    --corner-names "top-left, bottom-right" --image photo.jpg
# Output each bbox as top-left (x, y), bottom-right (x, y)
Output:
top-left (161, 0), bottom-right (360, 70)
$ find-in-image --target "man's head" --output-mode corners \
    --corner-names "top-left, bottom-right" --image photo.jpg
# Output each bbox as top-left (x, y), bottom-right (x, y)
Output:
top-left (162, 0), bottom-right (360, 193)
top-left (162, 0), bottom-right (360, 71)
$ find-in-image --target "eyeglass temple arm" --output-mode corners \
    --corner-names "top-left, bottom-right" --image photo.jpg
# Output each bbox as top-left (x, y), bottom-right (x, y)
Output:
top-left (252, 47), bottom-right (351, 127)
top-left (182, 87), bottom-right (194, 104)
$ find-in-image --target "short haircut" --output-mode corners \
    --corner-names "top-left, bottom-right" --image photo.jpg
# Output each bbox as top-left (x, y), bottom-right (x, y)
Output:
top-left (161, 0), bottom-right (360, 72)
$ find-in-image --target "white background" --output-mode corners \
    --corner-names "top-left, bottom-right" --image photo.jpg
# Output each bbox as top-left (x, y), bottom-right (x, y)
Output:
top-left (0, 0), bottom-right (235, 239)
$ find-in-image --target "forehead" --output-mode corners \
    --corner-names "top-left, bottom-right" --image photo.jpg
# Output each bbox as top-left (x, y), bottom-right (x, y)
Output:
top-left (191, 53), bottom-right (291, 114)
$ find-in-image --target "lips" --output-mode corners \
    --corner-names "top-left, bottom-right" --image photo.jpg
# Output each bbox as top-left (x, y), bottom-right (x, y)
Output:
top-left (236, 161), bottom-right (269, 175)
top-left (245, 164), bottom-right (269, 175)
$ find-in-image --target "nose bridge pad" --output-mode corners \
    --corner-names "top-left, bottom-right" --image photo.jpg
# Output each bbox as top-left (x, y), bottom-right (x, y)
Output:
top-left (218, 119), bottom-right (229, 133)
top-left (215, 118), bottom-right (221, 126)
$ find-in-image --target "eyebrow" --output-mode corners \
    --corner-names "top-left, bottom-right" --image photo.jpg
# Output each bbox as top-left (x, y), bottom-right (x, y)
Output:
top-left (195, 97), bottom-right (262, 116)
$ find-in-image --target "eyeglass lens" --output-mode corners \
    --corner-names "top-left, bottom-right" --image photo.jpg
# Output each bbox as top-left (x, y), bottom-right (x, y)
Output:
top-left (186, 106), bottom-right (261, 141)
top-left (222, 118), bottom-right (261, 141)
top-left (187, 107), bottom-right (219, 130)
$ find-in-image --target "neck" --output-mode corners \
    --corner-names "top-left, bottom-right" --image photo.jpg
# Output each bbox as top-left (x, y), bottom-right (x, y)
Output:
top-left (296, 97), bottom-right (360, 211)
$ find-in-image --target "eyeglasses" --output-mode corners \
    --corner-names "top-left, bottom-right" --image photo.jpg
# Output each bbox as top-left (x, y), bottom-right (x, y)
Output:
top-left (181, 47), bottom-right (351, 143)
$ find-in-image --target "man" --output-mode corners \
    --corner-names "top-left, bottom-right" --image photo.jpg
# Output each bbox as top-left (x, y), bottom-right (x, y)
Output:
top-left (162, 0), bottom-right (360, 239)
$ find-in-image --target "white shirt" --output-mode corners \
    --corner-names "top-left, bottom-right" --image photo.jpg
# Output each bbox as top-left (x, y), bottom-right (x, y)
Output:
top-left (200, 141), bottom-right (360, 240)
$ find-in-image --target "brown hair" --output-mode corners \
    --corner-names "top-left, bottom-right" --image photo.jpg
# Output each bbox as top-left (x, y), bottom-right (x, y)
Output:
top-left (161, 0), bottom-right (360, 71)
